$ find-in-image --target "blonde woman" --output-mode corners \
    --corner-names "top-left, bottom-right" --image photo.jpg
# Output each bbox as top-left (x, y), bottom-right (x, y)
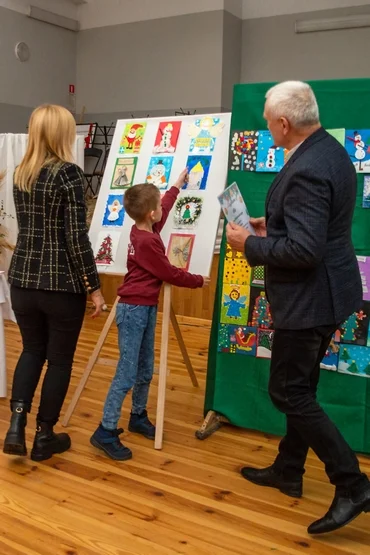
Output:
top-left (3, 105), bottom-right (105, 461)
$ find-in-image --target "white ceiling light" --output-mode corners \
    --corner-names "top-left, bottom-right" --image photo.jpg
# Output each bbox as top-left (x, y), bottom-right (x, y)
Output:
top-left (295, 14), bottom-right (370, 33)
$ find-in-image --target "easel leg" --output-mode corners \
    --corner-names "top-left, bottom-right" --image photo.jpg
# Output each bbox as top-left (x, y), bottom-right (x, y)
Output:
top-left (62, 297), bottom-right (119, 427)
top-left (155, 284), bottom-right (171, 450)
top-left (170, 305), bottom-right (199, 387)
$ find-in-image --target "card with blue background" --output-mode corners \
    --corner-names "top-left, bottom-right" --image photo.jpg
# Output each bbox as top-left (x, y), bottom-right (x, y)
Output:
top-left (102, 194), bottom-right (125, 227)
top-left (256, 131), bottom-right (285, 172)
top-left (345, 130), bottom-right (370, 173)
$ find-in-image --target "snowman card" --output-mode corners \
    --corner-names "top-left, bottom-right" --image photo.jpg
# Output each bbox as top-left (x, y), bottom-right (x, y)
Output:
top-left (102, 194), bottom-right (125, 227)
top-left (146, 157), bottom-right (174, 190)
top-left (218, 182), bottom-right (255, 235)
top-left (153, 121), bottom-right (182, 154)
top-left (345, 130), bottom-right (370, 173)
top-left (256, 131), bottom-right (285, 173)
top-left (111, 157), bottom-right (138, 190)
top-left (363, 176), bottom-right (370, 208)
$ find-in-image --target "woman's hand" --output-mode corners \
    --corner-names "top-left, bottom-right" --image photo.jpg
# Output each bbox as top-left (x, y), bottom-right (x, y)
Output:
top-left (90, 289), bottom-right (105, 319)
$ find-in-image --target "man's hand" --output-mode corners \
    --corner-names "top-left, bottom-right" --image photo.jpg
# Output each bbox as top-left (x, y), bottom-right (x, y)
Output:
top-left (226, 222), bottom-right (251, 252)
top-left (250, 217), bottom-right (266, 237)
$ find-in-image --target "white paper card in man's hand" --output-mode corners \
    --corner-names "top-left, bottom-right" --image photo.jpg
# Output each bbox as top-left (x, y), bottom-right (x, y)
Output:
top-left (218, 182), bottom-right (255, 235)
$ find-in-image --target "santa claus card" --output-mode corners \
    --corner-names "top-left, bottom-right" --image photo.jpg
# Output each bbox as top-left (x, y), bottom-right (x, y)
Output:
top-left (119, 122), bottom-right (147, 154)
top-left (153, 121), bottom-right (182, 154)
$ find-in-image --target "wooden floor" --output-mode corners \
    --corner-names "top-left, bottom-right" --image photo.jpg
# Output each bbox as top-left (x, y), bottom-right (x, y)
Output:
top-left (1, 311), bottom-right (370, 555)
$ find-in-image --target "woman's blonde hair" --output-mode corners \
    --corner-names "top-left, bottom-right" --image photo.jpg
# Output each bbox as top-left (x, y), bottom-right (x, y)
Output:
top-left (15, 104), bottom-right (76, 192)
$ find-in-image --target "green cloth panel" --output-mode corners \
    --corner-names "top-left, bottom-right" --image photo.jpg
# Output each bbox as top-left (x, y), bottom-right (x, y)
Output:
top-left (205, 79), bottom-right (370, 453)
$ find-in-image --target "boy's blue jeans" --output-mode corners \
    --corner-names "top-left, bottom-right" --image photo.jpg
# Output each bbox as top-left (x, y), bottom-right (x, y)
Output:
top-left (102, 303), bottom-right (157, 430)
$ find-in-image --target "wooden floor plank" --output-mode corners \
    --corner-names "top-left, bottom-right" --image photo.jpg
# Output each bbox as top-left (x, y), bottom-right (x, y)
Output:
top-left (1, 313), bottom-right (370, 554)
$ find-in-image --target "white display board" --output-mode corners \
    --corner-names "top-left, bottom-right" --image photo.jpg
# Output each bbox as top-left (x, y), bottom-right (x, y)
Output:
top-left (89, 113), bottom-right (231, 277)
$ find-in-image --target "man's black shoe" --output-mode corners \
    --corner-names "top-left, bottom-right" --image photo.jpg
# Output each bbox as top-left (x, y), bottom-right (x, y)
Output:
top-left (241, 465), bottom-right (303, 498)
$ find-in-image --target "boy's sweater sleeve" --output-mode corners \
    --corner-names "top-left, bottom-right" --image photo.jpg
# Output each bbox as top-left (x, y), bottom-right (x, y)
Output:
top-left (154, 187), bottom-right (179, 233)
top-left (137, 235), bottom-right (203, 288)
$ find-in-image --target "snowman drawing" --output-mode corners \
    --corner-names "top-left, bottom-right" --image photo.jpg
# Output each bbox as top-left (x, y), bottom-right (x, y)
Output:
top-left (266, 146), bottom-right (276, 170)
top-left (147, 160), bottom-right (167, 188)
top-left (347, 131), bottom-right (366, 171)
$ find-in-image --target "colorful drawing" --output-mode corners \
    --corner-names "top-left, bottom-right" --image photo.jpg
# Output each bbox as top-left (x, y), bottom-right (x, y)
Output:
top-left (338, 344), bottom-right (370, 378)
top-left (320, 341), bottom-right (340, 372)
top-left (218, 324), bottom-right (257, 356)
top-left (345, 129), bottom-right (370, 173)
top-left (147, 157), bottom-right (174, 190)
top-left (153, 121), bottom-right (182, 153)
top-left (167, 234), bottom-right (195, 270)
top-left (251, 266), bottom-right (265, 287)
top-left (218, 182), bottom-right (255, 233)
top-left (327, 129), bottom-right (345, 146)
top-left (363, 176), bottom-right (370, 208)
top-left (188, 117), bottom-right (225, 154)
top-left (223, 243), bottom-right (251, 285)
top-left (111, 157), bottom-right (137, 189)
top-left (174, 196), bottom-right (203, 229)
top-left (257, 329), bottom-right (274, 359)
top-left (184, 156), bottom-right (211, 191)
top-left (256, 131), bottom-right (285, 172)
top-left (94, 231), bottom-right (120, 266)
top-left (102, 194), bottom-right (125, 227)
top-left (248, 287), bottom-right (273, 329)
top-left (340, 302), bottom-right (370, 346)
top-left (357, 256), bottom-right (370, 301)
top-left (119, 122), bottom-right (146, 154)
top-left (220, 284), bottom-right (250, 325)
top-left (229, 130), bottom-right (259, 172)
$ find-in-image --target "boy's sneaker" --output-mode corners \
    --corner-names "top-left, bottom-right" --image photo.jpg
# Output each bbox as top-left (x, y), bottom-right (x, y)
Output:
top-left (128, 410), bottom-right (156, 439)
top-left (90, 424), bottom-right (132, 461)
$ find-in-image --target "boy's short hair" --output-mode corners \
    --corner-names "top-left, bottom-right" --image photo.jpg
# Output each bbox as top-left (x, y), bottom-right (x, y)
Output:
top-left (124, 183), bottom-right (160, 222)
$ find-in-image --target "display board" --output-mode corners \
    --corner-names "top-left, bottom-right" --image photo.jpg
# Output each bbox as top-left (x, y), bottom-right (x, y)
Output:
top-left (205, 79), bottom-right (370, 454)
top-left (89, 114), bottom-right (231, 278)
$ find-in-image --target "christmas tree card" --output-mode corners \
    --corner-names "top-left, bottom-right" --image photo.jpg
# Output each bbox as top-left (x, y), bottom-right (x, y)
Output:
top-left (153, 121), bottom-right (182, 154)
top-left (173, 195), bottom-right (203, 229)
top-left (188, 117), bottom-right (225, 155)
top-left (218, 182), bottom-right (255, 234)
top-left (102, 195), bottom-right (125, 227)
top-left (94, 231), bottom-right (120, 267)
top-left (357, 256), bottom-right (370, 300)
top-left (146, 157), bottom-right (174, 190)
top-left (338, 345), bottom-right (370, 378)
top-left (223, 243), bottom-right (251, 285)
top-left (111, 157), bottom-right (138, 190)
top-left (345, 129), bottom-right (370, 173)
top-left (363, 176), bottom-right (370, 208)
top-left (256, 130), bottom-right (285, 173)
top-left (340, 302), bottom-right (370, 346)
top-left (184, 156), bottom-right (212, 191)
top-left (220, 284), bottom-right (250, 325)
top-left (248, 287), bottom-right (273, 329)
top-left (217, 324), bottom-right (257, 356)
top-left (119, 122), bottom-right (147, 154)
top-left (257, 329), bottom-right (274, 359)
top-left (229, 130), bottom-right (259, 172)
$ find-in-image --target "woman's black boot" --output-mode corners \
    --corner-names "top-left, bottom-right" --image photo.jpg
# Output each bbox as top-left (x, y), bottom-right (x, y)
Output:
top-left (30, 421), bottom-right (71, 462)
top-left (3, 401), bottom-right (28, 456)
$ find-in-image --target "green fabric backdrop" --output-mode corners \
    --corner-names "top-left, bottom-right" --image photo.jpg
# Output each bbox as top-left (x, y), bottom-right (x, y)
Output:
top-left (205, 79), bottom-right (370, 453)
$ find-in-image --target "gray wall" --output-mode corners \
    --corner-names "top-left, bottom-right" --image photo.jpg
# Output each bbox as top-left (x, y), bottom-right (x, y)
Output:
top-left (77, 11), bottom-right (225, 119)
top-left (241, 5), bottom-right (370, 83)
top-left (0, 6), bottom-right (77, 132)
top-left (221, 10), bottom-right (242, 110)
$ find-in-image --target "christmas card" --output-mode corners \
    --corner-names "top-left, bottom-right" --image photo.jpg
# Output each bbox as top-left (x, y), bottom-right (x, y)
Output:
top-left (320, 342), bottom-right (339, 372)
top-left (229, 130), bottom-right (259, 172)
top-left (218, 182), bottom-right (255, 234)
top-left (257, 329), bottom-right (274, 359)
top-left (220, 283), bottom-right (250, 325)
top-left (111, 157), bottom-right (138, 190)
top-left (183, 156), bottom-right (212, 191)
top-left (248, 286), bottom-right (273, 329)
top-left (94, 231), bottom-right (120, 266)
top-left (357, 256), bottom-right (370, 301)
top-left (327, 129), bottom-right (345, 146)
top-left (345, 130), bottom-right (370, 173)
top-left (223, 243), bottom-right (251, 286)
top-left (153, 121), bottom-right (182, 154)
top-left (338, 344), bottom-right (370, 378)
top-left (173, 195), bottom-right (203, 229)
top-left (119, 122), bottom-right (147, 154)
top-left (363, 176), bottom-right (370, 208)
top-left (251, 266), bottom-right (265, 287)
top-left (256, 130), bottom-right (285, 173)
top-left (217, 324), bottom-right (257, 356)
top-left (340, 302), bottom-right (370, 346)
top-left (102, 194), bottom-right (125, 227)
top-left (167, 233), bottom-right (195, 270)
top-left (146, 157), bottom-right (174, 190)
top-left (188, 117), bottom-right (225, 155)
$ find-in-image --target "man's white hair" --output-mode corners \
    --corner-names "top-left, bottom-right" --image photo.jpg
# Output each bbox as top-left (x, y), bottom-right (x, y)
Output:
top-left (265, 81), bottom-right (319, 128)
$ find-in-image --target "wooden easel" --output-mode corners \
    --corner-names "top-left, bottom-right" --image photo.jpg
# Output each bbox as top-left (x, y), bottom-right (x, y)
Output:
top-left (62, 284), bottom-right (198, 450)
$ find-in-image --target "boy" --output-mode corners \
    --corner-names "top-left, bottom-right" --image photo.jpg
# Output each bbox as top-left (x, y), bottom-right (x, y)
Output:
top-left (91, 169), bottom-right (206, 460)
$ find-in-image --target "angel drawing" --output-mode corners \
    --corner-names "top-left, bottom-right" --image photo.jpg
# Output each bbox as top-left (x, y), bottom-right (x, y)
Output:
top-left (223, 288), bottom-right (247, 319)
top-left (188, 117), bottom-right (225, 154)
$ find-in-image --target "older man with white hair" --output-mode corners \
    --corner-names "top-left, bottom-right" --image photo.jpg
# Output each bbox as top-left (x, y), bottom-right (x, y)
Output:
top-left (227, 81), bottom-right (370, 535)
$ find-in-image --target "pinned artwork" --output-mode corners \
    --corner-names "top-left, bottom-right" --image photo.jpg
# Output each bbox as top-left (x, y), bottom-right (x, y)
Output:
top-left (184, 156), bottom-right (211, 190)
top-left (174, 196), bottom-right (203, 229)
top-left (320, 341), bottom-right (340, 372)
top-left (147, 157), bottom-right (174, 190)
top-left (345, 130), bottom-right (370, 173)
top-left (94, 231), bottom-right (120, 266)
top-left (357, 256), bottom-right (370, 301)
top-left (338, 345), bottom-right (370, 378)
top-left (257, 329), bottom-right (274, 359)
top-left (218, 324), bottom-right (257, 356)
top-left (256, 131), bottom-right (285, 172)
top-left (223, 243), bottom-right (251, 286)
top-left (111, 158), bottom-right (137, 190)
top-left (167, 234), bottom-right (195, 270)
top-left (229, 130), bottom-right (259, 172)
top-left (363, 176), bottom-right (370, 208)
top-left (340, 302), bottom-right (370, 346)
top-left (119, 122), bottom-right (147, 154)
top-left (221, 284), bottom-right (250, 325)
top-left (251, 266), bottom-right (265, 287)
top-left (153, 121), bottom-right (182, 154)
top-left (327, 129), bottom-right (345, 146)
top-left (102, 195), bottom-right (125, 227)
top-left (188, 117), bottom-right (225, 154)
top-left (248, 287), bottom-right (273, 329)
